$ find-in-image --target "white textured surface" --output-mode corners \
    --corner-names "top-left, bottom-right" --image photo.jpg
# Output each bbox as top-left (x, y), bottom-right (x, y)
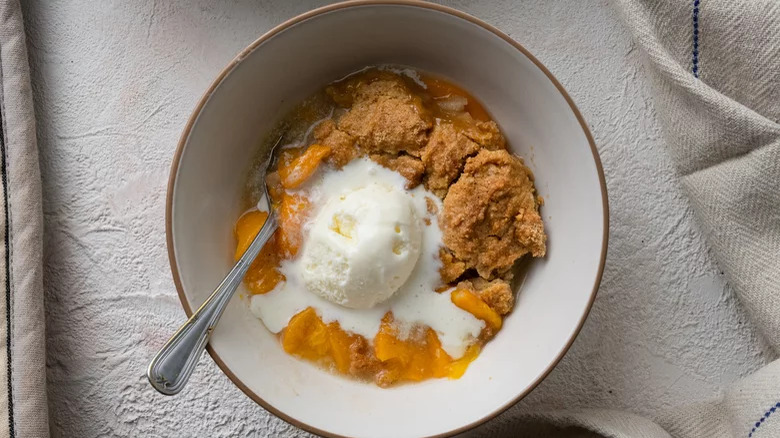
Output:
top-left (21, 1), bottom-right (775, 437)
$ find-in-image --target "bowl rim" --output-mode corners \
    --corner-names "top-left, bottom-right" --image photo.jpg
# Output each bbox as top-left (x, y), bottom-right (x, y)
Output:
top-left (165, 1), bottom-right (609, 437)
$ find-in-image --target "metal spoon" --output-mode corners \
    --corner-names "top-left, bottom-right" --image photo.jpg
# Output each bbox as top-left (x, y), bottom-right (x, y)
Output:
top-left (147, 135), bottom-right (284, 395)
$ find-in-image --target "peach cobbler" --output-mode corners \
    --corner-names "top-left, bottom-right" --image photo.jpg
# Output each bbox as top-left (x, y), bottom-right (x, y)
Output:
top-left (234, 67), bottom-right (546, 387)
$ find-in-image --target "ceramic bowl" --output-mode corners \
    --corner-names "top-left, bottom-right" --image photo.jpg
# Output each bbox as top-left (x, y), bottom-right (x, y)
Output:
top-left (167, 1), bottom-right (608, 437)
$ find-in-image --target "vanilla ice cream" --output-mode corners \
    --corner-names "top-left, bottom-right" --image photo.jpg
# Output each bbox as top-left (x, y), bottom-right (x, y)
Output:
top-left (250, 158), bottom-right (484, 358)
top-left (301, 182), bottom-right (422, 309)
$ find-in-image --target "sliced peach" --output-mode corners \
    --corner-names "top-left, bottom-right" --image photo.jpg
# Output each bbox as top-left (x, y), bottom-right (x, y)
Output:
top-left (278, 194), bottom-right (309, 258)
top-left (281, 307), bottom-right (483, 384)
top-left (281, 307), bottom-right (314, 353)
top-left (374, 315), bottom-right (410, 365)
top-left (447, 344), bottom-right (480, 379)
top-left (278, 146), bottom-right (305, 168)
top-left (234, 210), bottom-right (269, 261)
top-left (451, 288), bottom-right (503, 331)
top-left (327, 322), bottom-right (356, 374)
top-left (234, 209), bottom-right (284, 294)
top-left (278, 144), bottom-right (332, 189)
top-left (374, 314), bottom-right (453, 383)
top-left (421, 75), bottom-right (491, 122)
top-left (282, 308), bottom-right (329, 361)
top-left (244, 257), bottom-right (284, 295)
top-left (284, 309), bottom-right (368, 374)
top-left (403, 355), bottom-right (427, 381)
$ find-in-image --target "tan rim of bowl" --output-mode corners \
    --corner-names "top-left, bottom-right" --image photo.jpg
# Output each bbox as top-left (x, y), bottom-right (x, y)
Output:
top-left (165, 1), bottom-right (609, 437)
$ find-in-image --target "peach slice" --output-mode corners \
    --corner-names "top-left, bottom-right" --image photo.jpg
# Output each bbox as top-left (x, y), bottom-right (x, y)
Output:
top-left (234, 210), bottom-right (284, 294)
top-left (421, 75), bottom-right (491, 122)
top-left (451, 288), bottom-right (502, 331)
top-left (278, 144), bottom-right (332, 189)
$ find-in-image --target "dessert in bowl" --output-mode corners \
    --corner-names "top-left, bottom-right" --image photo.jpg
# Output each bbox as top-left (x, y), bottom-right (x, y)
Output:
top-left (237, 67), bottom-right (547, 387)
top-left (167, 2), bottom-right (607, 437)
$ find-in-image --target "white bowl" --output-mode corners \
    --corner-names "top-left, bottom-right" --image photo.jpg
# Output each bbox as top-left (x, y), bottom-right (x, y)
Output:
top-left (167, 1), bottom-right (608, 437)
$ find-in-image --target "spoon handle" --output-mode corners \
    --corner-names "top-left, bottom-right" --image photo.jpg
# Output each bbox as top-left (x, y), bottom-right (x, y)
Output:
top-left (147, 212), bottom-right (278, 395)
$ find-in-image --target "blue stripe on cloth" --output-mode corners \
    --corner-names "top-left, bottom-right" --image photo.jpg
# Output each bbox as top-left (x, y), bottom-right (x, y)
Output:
top-left (748, 401), bottom-right (780, 437)
top-left (692, 0), bottom-right (700, 77)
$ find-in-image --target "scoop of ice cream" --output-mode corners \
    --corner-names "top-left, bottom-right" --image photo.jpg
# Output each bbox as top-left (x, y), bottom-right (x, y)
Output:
top-left (301, 182), bottom-right (422, 309)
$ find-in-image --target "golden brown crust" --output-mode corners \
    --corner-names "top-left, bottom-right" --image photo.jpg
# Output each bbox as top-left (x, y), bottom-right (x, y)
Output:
top-left (420, 123), bottom-right (480, 198)
top-left (313, 119), bottom-right (359, 168)
top-left (459, 119), bottom-right (506, 150)
top-left (326, 70), bottom-right (408, 106)
top-left (369, 153), bottom-right (425, 188)
top-left (442, 149), bottom-right (546, 279)
top-left (439, 248), bottom-right (467, 284)
top-left (335, 77), bottom-right (432, 155)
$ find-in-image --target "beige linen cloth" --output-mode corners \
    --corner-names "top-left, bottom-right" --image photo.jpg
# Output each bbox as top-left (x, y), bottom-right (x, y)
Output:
top-left (0, 0), bottom-right (49, 437)
top-left (478, 0), bottom-right (780, 437)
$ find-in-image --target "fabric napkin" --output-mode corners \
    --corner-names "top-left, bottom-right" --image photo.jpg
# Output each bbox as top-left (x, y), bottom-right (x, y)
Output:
top-left (0, 0), bottom-right (49, 437)
top-left (476, 0), bottom-right (780, 437)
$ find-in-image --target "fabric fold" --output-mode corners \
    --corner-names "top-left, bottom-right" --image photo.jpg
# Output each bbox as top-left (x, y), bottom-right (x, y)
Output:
top-left (613, 0), bottom-right (780, 351)
top-left (0, 0), bottom-right (49, 436)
